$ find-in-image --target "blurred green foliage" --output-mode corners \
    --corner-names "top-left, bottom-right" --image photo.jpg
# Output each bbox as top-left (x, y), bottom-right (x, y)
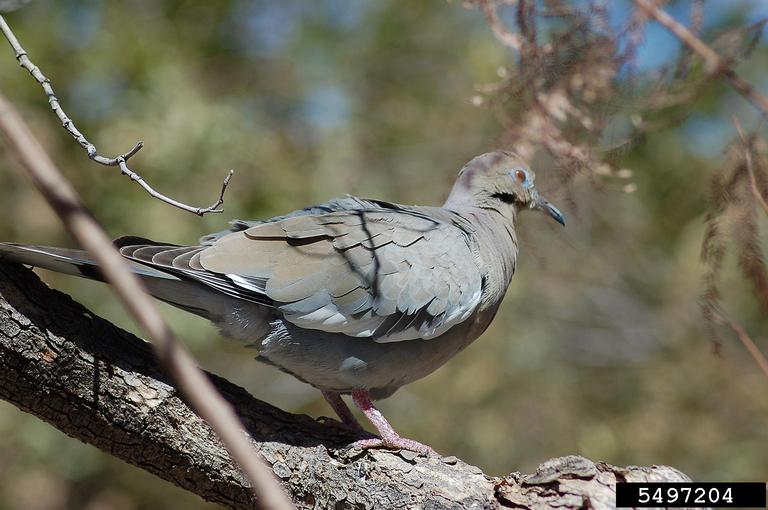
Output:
top-left (0, 1), bottom-right (767, 509)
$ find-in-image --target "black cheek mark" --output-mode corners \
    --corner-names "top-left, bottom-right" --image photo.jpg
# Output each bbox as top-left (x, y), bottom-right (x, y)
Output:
top-left (490, 192), bottom-right (517, 205)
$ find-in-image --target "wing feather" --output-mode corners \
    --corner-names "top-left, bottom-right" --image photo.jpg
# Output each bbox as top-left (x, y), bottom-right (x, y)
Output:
top-left (200, 208), bottom-right (482, 342)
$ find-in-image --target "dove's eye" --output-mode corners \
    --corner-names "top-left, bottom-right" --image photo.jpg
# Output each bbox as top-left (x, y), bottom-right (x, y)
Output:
top-left (511, 167), bottom-right (531, 187)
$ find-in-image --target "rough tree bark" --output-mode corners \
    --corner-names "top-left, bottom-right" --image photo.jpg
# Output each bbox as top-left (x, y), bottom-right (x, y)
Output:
top-left (0, 263), bottom-right (690, 509)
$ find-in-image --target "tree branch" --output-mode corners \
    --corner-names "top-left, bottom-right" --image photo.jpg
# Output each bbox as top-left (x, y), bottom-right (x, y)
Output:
top-left (0, 14), bottom-right (233, 216)
top-left (0, 263), bottom-right (692, 509)
top-left (0, 89), bottom-right (292, 509)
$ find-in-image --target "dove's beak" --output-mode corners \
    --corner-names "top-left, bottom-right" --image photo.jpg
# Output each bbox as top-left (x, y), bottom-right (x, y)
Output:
top-left (533, 195), bottom-right (566, 226)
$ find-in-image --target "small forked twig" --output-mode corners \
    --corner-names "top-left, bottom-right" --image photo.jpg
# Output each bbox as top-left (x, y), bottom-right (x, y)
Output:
top-left (0, 14), bottom-right (233, 216)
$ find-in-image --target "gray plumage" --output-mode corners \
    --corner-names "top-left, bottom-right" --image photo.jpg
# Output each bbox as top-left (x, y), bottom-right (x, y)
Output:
top-left (0, 151), bottom-right (564, 452)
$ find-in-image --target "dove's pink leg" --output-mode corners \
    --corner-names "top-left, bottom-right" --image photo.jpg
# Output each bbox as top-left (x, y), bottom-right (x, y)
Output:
top-left (350, 390), bottom-right (435, 455)
top-left (322, 390), bottom-right (366, 433)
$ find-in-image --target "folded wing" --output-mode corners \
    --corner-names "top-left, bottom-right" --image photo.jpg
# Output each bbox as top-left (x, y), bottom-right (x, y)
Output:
top-left (120, 207), bottom-right (483, 343)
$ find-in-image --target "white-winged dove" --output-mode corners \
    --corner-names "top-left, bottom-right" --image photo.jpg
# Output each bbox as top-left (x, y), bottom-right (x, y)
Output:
top-left (0, 151), bottom-right (564, 454)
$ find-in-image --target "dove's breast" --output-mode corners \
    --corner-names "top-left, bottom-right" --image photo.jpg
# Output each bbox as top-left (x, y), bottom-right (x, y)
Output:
top-left (255, 298), bottom-right (502, 399)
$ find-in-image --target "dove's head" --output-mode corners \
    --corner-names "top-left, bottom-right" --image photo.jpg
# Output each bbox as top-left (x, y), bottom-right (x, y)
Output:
top-left (445, 151), bottom-right (565, 226)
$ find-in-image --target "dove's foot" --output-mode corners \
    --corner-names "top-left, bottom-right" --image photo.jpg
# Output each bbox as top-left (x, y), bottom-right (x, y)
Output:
top-left (322, 389), bottom-right (437, 454)
top-left (349, 390), bottom-right (437, 455)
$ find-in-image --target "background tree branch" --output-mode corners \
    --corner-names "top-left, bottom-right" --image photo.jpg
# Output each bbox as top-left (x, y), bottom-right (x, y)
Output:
top-left (633, 0), bottom-right (768, 117)
top-left (0, 14), bottom-right (233, 216)
top-left (0, 262), bottom-right (691, 509)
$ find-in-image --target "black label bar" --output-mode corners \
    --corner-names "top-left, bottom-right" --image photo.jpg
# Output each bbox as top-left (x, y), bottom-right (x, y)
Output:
top-left (616, 482), bottom-right (766, 508)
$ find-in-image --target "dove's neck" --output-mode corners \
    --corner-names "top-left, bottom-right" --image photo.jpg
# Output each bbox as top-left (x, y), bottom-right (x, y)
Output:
top-left (446, 206), bottom-right (519, 309)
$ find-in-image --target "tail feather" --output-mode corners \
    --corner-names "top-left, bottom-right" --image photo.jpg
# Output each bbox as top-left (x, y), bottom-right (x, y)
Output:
top-left (0, 241), bottom-right (272, 341)
top-left (0, 242), bottom-right (176, 281)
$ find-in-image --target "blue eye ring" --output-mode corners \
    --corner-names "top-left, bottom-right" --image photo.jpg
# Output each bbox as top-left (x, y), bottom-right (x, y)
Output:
top-left (510, 167), bottom-right (532, 188)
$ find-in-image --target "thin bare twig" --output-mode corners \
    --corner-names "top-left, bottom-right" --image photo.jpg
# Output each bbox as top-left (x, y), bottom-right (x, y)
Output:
top-left (0, 14), bottom-right (233, 216)
top-left (711, 305), bottom-right (768, 380)
top-left (477, 0), bottom-right (523, 52)
top-left (732, 117), bottom-right (768, 217)
top-left (0, 91), bottom-right (294, 510)
top-left (634, 0), bottom-right (768, 117)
